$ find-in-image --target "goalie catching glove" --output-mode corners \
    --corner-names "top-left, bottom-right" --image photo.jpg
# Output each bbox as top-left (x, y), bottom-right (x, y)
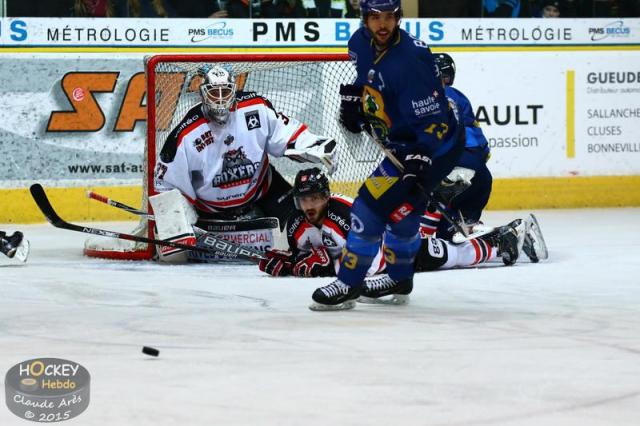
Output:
top-left (259, 246), bottom-right (334, 278)
top-left (284, 133), bottom-right (338, 175)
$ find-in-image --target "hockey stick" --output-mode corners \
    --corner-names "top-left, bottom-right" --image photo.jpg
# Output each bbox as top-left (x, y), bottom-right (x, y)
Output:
top-left (88, 189), bottom-right (281, 236)
top-left (360, 125), bottom-right (470, 238)
top-left (30, 184), bottom-right (266, 261)
top-left (87, 191), bottom-right (154, 220)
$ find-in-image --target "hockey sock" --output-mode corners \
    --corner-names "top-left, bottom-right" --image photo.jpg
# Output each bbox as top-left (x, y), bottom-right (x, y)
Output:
top-left (337, 198), bottom-right (385, 287)
top-left (419, 209), bottom-right (442, 238)
top-left (457, 238), bottom-right (497, 266)
top-left (383, 231), bottom-right (421, 281)
top-left (384, 212), bottom-right (421, 281)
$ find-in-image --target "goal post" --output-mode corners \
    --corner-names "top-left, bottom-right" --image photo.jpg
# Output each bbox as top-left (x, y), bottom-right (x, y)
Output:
top-left (84, 53), bottom-right (382, 260)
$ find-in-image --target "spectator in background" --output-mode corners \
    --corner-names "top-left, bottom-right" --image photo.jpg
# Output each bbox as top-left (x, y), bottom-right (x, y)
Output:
top-left (275, 0), bottom-right (307, 17)
top-left (224, 0), bottom-right (278, 17)
top-left (482, 0), bottom-right (520, 15)
top-left (540, 0), bottom-right (561, 15)
top-left (345, 0), bottom-right (361, 17)
top-left (73, 0), bottom-right (126, 16)
top-left (167, 0), bottom-right (228, 17)
top-left (419, 0), bottom-right (471, 16)
top-left (127, 0), bottom-right (177, 16)
top-left (8, 0), bottom-right (75, 16)
top-left (303, 0), bottom-right (344, 16)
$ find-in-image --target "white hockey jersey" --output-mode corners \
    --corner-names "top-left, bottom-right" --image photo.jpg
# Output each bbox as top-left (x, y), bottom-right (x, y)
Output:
top-left (154, 92), bottom-right (314, 213)
top-left (287, 195), bottom-right (385, 276)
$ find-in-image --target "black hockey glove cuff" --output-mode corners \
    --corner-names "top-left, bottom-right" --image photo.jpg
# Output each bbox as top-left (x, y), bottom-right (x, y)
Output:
top-left (339, 84), bottom-right (365, 134)
top-left (402, 150), bottom-right (432, 186)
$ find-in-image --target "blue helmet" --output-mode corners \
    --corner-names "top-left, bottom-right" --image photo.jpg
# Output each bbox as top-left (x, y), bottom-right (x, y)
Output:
top-left (359, 0), bottom-right (401, 15)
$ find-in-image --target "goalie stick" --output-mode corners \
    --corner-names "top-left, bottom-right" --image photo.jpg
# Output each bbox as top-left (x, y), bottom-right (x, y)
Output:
top-left (87, 189), bottom-right (279, 236)
top-left (30, 184), bottom-right (266, 262)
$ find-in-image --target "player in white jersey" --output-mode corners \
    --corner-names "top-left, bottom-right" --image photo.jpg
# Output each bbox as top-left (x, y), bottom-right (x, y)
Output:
top-left (151, 66), bottom-right (338, 260)
top-left (259, 168), bottom-right (385, 277)
top-left (259, 168), bottom-right (547, 280)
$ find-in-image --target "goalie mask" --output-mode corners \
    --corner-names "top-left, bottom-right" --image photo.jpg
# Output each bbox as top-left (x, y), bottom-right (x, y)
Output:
top-left (199, 66), bottom-right (237, 125)
top-left (293, 167), bottom-right (330, 212)
top-left (433, 53), bottom-right (456, 86)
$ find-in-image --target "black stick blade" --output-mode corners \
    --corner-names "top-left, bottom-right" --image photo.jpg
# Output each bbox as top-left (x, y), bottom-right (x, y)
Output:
top-left (30, 183), bottom-right (62, 225)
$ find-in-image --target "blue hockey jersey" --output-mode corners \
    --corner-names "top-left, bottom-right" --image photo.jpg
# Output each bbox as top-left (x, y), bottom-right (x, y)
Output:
top-left (348, 27), bottom-right (460, 158)
top-left (445, 86), bottom-right (490, 155)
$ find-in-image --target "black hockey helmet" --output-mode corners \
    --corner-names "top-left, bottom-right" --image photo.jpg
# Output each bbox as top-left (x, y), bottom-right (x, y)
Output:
top-left (293, 167), bottom-right (330, 209)
top-left (434, 53), bottom-right (456, 86)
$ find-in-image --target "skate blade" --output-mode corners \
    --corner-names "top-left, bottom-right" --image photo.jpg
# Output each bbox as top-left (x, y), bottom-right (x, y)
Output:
top-left (357, 294), bottom-right (410, 305)
top-left (13, 239), bottom-right (30, 263)
top-left (2, 240), bottom-right (30, 264)
top-left (527, 214), bottom-right (548, 260)
top-left (308, 300), bottom-right (356, 311)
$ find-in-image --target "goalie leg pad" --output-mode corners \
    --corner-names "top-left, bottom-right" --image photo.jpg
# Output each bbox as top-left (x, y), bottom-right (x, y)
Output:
top-left (149, 189), bottom-right (198, 263)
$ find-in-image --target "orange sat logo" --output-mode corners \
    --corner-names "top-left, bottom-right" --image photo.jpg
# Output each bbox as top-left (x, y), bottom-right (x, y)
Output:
top-left (46, 71), bottom-right (204, 133)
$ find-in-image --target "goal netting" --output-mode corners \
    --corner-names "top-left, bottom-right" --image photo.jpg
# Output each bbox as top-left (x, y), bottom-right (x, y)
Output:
top-left (84, 53), bottom-right (382, 260)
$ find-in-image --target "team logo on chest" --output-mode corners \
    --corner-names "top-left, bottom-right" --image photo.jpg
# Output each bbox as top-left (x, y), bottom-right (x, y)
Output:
top-left (322, 233), bottom-right (338, 248)
top-left (244, 111), bottom-right (261, 130)
top-left (213, 147), bottom-right (261, 188)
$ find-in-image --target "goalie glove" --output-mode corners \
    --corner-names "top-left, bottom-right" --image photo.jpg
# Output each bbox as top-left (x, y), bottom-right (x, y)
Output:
top-left (258, 249), bottom-right (294, 277)
top-left (284, 134), bottom-right (338, 175)
top-left (339, 84), bottom-right (365, 134)
top-left (292, 246), bottom-right (334, 277)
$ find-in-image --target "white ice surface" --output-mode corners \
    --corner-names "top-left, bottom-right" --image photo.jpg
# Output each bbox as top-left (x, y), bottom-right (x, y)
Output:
top-left (1, 209), bottom-right (640, 426)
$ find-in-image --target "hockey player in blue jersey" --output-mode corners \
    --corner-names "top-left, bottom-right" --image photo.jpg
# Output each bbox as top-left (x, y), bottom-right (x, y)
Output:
top-left (421, 53), bottom-right (493, 240)
top-left (309, 0), bottom-right (469, 310)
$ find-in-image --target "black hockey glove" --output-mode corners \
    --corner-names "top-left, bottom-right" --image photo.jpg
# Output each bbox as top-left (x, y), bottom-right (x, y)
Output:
top-left (339, 84), bottom-right (365, 134)
top-left (259, 249), bottom-right (293, 277)
top-left (292, 247), bottom-right (334, 277)
top-left (401, 149), bottom-right (432, 186)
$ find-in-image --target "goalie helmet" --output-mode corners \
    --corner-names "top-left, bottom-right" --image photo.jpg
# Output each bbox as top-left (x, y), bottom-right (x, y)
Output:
top-left (433, 53), bottom-right (456, 86)
top-left (359, 0), bottom-right (401, 16)
top-left (199, 66), bottom-right (237, 125)
top-left (293, 167), bottom-right (330, 210)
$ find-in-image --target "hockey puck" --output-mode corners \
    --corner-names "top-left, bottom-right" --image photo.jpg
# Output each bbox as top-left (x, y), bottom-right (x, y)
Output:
top-left (142, 346), bottom-right (159, 357)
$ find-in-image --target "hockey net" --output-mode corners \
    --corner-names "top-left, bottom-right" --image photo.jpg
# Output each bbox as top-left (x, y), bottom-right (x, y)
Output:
top-left (84, 53), bottom-right (382, 260)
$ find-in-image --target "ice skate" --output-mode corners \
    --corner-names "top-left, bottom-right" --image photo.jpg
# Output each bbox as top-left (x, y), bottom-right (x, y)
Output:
top-left (0, 231), bottom-right (29, 263)
top-left (358, 275), bottom-right (413, 305)
top-left (479, 219), bottom-right (525, 266)
top-left (309, 279), bottom-right (362, 311)
top-left (522, 214), bottom-right (548, 263)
